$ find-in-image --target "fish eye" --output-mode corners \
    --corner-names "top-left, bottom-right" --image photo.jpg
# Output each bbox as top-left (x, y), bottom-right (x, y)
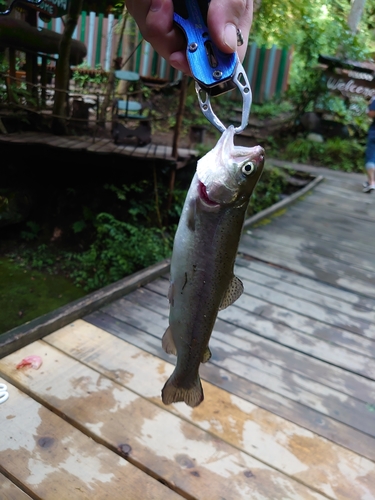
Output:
top-left (241, 162), bottom-right (255, 176)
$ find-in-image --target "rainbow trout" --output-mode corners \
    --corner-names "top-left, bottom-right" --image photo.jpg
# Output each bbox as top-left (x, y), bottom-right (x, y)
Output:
top-left (161, 126), bottom-right (265, 407)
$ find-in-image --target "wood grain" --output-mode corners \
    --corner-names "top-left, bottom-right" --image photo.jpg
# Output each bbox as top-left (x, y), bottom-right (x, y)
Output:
top-left (0, 377), bottom-right (181, 500)
top-left (104, 291), bottom-right (375, 437)
top-left (0, 473), bottom-right (32, 500)
top-left (44, 320), bottom-right (375, 500)
top-left (0, 343), bottom-right (325, 500)
top-left (85, 309), bottom-right (375, 463)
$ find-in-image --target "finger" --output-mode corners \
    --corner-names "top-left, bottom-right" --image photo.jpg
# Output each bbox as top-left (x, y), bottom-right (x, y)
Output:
top-left (207, 0), bottom-right (253, 61)
top-left (127, 0), bottom-right (190, 73)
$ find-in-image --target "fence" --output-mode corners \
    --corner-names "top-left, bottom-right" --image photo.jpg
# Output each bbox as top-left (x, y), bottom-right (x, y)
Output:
top-left (40, 12), bottom-right (292, 103)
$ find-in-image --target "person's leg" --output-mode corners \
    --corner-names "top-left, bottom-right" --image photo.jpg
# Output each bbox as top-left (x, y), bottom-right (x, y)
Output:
top-left (364, 136), bottom-right (375, 191)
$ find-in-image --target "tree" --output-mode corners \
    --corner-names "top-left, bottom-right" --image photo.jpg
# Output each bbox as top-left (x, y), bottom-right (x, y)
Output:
top-left (348, 0), bottom-right (367, 33)
top-left (98, 3), bottom-right (128, 126)
top-left (52, 0), bottom-right (84, 134)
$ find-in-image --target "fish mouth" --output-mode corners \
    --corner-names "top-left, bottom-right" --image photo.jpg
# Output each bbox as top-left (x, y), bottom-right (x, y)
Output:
top-left (198, 181), bottom-right (220, 207)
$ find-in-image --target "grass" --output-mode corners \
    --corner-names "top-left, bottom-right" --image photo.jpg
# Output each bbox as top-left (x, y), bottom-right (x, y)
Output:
top-left (0, 257), bottom-right (85, 335)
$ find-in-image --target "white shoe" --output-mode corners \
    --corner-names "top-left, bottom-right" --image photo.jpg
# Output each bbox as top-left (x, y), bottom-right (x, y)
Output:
top-left (363, 181), bottom-right (369, 188)
top-left (363, 183), bottom-right (375, 193)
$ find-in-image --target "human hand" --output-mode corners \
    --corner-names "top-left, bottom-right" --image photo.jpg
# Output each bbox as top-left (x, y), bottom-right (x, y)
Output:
top-left (126, 0), bottom-right (253, 74)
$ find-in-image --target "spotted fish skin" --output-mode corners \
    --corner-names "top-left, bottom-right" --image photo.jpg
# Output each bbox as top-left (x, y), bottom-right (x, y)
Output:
top-left (162, 126), bottom-right (265, 407)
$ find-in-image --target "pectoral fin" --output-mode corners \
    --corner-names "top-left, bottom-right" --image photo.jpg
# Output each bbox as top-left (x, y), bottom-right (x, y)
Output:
top-left (162, 326), bottom-right (177, 356)
top-left (201, 347), bottom-right (212, 363)
top-left (219, 276), bottom-right (244, 310)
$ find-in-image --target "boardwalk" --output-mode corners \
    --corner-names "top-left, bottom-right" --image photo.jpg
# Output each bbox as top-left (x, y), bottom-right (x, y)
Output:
top-left (0, 131), bottom-right (197, 163)
top-left (1, 164), bottom-right (375, 499)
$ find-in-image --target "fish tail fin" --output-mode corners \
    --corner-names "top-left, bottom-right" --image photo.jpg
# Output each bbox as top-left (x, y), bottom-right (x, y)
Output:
top-left (161, 373), bottom-right (204, 408)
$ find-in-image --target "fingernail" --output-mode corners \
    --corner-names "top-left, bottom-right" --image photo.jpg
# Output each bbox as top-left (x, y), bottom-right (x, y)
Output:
top-left (150, 0), bottom-right (162, 12)
top-left (224, 23), bottom-right (237, 52)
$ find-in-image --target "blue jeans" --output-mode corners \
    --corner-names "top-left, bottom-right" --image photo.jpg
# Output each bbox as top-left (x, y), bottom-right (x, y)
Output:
top-left (365, 133), bottom-right (375, 169)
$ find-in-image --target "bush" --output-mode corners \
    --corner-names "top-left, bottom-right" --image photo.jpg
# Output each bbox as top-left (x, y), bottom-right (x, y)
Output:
top-left (247, 167), bottom-right (289, 216)
top-left (71, 213), bottom-right (172, 291)
top-left (281, 137), bottom-right (364, 172)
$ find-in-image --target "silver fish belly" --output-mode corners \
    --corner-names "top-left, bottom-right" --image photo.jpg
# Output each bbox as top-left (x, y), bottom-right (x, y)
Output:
top-left (161, 126), bottom-right (265, 407)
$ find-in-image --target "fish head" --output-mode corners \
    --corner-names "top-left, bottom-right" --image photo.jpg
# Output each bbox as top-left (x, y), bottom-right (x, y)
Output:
top-left (196, 126), bottom-right (265, 209)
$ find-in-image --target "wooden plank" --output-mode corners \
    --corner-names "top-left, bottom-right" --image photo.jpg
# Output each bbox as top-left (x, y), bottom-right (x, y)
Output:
top-left (241, 228), bottom-right (375, 278)
top-left (236, 256), bottom-right (375, 312)
top-left (129, 142), bottom-right (154, 158)
top-left (236, 257), bottom-right (375, 310)
top-left (238, 277), bottom-right (375, 339)
top-left (45, 320), bottom-right (375, 500)
top-left (146, 276), bottom-right (375, 362)
top-left (0, 346), bottom-right (325, 500)
top-left (146, 143), bottom-right (158, 158)
top-left (299, 195), bottom-right (374, 221)
top-left (39, 135), bottom-right (74, 147)
top-left (112, 290), bottom-right (375, 405)
top-left (98, 140), bottom-right (129, 154)
top-left (155, 144), bottom-right (168, 160)
top-left (249, 220), bottom-right (374, 258)
top-left (0, 473), bottom-right (32, 500)
top-left (2, 132), bottom-right (40, 143)
top-left (0, 259), bottom-right (170, 359)
top-left (238, 235), bottom-right (375, 298)
top-left (279, 212), bottom-right (374, 242)
top-left (212, 318), bottom-right (375, 401)
top-left (86, 138), bottom-right (113, 152)
top-left (244, 227), bottom-right (374, 273)
top-left (86, 309), bottom-right (375, 462)
top-left (147, 274), bottom-right (375, 358)
top-left (243, 175), bottom-right (324, 230)
top-left (104, 293), bottom-right (375, 437)
top-left (252, 220), bottom-right (374, 262)
top-left (234, 264), bottom-right (375, 324)
top-left (315, 183), bottom-right (375, 201)
top-left (0, 377), bottom-right (180, 500)
top-left (68, 137), bottom-right (96, 150)
top-left (270, 206), bottom-right (375, 242)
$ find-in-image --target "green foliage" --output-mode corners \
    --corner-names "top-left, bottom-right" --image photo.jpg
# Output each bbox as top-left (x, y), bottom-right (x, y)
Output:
top-left (0, 257), bottom-right (84, 334)
top-left (251, 100), bottom-right (295, 119)
top-left (72, 220), bottom-right (87, 233)
top-left (72, 64), bottom-right (108, 92)
top-left (247, 167), bottom-right (289, 216)
top-left (252, 0), bottom-right (375, 115)
top-left (280, 137), bottom-right (365, 172)
top-left (252, 0), bottom-right (374, 59)
top-left (314, 93), bottom-right (369, 136)
top-left (71, 213), bottom-right (172, 291)
top-left (20, 221), bottom-right (41, 241)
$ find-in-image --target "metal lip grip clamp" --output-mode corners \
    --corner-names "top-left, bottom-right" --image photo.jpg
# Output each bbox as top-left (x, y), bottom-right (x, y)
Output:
top-left (173, 0), bottom-right (252, 133)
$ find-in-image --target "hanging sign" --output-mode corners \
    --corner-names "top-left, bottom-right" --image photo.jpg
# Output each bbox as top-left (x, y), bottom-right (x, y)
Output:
top-left (21, 0), bottom-right (70, 18)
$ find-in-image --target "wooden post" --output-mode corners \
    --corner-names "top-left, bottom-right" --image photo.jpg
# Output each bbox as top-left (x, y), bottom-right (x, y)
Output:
top-left (172, 75), bottom-right (188, 159)
top-left (167, 75), bottom-right (188, 218)
top-left (8, 48), bottom-right (16, 103)
top-left (25, 8), bottom-right (38, 98)
top-left (8, 48), bottom-right (16, 80)
top-left (41, 56), bottom-right (47, 107)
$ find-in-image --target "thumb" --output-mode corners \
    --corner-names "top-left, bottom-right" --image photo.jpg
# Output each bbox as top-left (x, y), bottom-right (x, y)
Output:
top-left (207, 0), bottom-right (253, 61)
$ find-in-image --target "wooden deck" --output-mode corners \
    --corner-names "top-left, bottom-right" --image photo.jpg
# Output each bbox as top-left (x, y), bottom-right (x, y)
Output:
top-left (0, 131), bottom-right (197, 164)
top-left (1, 165), bottom-right (375, 499)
